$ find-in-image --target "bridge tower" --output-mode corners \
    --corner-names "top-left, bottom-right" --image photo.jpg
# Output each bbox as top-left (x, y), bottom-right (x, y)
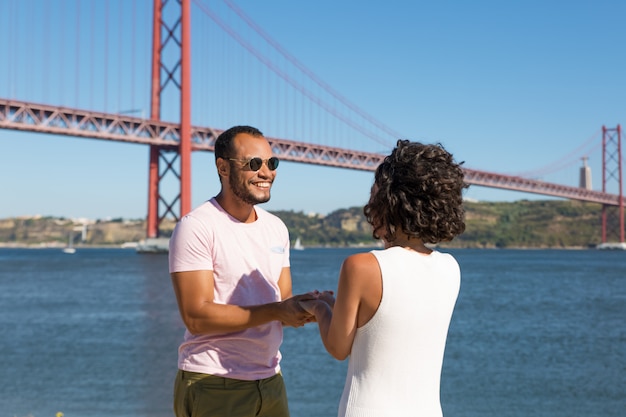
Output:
top-left (601, 125), bottom-right (624, 243)
top-left (147, 0), bottom-right (192, 238)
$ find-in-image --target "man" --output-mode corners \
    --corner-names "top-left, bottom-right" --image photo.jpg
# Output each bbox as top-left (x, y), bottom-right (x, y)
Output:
top-left (168, 125), bottom-right (313, 417)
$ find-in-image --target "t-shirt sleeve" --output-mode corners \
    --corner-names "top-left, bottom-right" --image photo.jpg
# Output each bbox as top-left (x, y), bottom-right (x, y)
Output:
top-left (274, 215), bottom-right (290, 268)
top-left (168, 215), bottom-right (214, 273)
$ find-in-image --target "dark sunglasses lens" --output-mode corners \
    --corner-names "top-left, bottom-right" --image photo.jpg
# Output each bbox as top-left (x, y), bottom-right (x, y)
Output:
top-left (248, 158), bottom-right (263, 171)
top-left (247, 157), bottom-right (279, 171)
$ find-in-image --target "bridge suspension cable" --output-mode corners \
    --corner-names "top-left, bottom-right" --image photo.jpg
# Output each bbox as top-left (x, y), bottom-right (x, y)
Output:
top-left (513, 129), bottom-right (602, 179)
top-left (220, 0), bottom-right (405, 142)
top-left (193, 0), bottom-right (399, 149)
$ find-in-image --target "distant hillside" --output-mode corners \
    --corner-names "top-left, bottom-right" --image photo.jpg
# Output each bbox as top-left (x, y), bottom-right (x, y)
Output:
top-left (0, 200), bottom-right (616, 248)
top-left (457, 200), bottom-right (604, 248)
top-left (0, 217), bottom-right (176, 247)
top-left (276, 200), bottom-right (608, 249)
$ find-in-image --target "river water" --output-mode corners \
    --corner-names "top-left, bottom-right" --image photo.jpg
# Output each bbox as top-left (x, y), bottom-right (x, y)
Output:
top-left (0, 247), bottom-right (624, 417)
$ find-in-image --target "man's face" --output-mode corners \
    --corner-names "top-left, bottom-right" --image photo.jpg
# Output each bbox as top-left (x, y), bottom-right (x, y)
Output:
top-left (227, 133), bottom-right (277, 205)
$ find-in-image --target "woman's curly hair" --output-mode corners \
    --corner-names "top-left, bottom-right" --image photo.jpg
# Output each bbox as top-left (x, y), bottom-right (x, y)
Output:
top-left (364, 140), bottom-right (468, 244)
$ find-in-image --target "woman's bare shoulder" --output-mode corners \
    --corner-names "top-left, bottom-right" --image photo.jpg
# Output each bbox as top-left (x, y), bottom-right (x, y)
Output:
top-left (343, 252), bottom-right (378, 269)
top-left (341, 252), bottom-right (380, 277)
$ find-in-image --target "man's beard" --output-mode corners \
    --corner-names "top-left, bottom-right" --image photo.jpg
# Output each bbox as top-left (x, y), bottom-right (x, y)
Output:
top-left (229, 174), bottom-right (271, 205)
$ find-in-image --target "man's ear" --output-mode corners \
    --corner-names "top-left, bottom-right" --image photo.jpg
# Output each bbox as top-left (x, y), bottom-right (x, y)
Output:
top-left (216, 157), bottom-right (230, 178)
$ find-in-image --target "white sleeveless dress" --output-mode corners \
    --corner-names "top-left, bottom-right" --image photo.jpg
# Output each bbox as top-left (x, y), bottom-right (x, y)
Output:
top-left (337, 247), bottom-right (460, 417)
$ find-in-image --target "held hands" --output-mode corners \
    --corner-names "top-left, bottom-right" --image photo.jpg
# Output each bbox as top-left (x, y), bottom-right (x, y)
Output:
top-left (279, 290), bottom-right (335, 328)
top-left (298, 290), bottom-right (335, 317)
top-left (279, 293), bottom-right (317, 328)
top-left (316, 290), bottom-right (335, 308)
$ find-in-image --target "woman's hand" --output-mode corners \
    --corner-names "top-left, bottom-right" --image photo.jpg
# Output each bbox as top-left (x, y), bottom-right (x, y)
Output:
top-left (298, 290), bottom-right (335, 316)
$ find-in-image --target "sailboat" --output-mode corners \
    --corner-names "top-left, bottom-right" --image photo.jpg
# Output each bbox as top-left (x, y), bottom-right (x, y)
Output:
top-left (293, 236), bottom-right (304, 251)
top-left (63, 231), bottom-right (76, 254)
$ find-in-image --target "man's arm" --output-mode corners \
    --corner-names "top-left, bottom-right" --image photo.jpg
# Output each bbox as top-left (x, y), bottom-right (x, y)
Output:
top-left (277, 266), bottom-right (293, 300)
top-left (276, 266), bottom-right (317, 325)
top-left (171, 268), bottom-right (313, 335)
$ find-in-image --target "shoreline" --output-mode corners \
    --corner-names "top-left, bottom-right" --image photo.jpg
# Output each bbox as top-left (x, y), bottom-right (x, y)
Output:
top-left (0, 242), bottom-right (602, 250)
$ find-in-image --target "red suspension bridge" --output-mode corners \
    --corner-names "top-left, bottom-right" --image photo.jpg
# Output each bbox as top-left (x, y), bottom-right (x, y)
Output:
top-left (0, 0), bottom-right (623, 244)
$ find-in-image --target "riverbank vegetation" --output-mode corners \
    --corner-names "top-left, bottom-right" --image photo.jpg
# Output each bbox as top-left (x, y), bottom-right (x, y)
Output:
top-left (0, 200), bottom-right (616, 249)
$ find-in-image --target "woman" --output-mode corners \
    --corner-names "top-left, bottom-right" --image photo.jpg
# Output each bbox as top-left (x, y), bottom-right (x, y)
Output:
top-left (301, 140), bottom-right (467, 417)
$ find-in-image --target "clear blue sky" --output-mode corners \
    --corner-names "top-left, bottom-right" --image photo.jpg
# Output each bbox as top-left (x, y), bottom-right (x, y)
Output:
top-left (1, 0), bottom-right (625, 220)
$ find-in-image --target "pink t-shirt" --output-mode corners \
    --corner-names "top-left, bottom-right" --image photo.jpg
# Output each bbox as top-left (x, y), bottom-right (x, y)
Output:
top-left (168, 198), bottom-right (290, 380)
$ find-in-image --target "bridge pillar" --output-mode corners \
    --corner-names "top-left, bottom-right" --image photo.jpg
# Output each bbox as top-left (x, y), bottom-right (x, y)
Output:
top-left (146, 0), bottom-right (192, 238)
top-left (601, 125), bottom-right (624, 243)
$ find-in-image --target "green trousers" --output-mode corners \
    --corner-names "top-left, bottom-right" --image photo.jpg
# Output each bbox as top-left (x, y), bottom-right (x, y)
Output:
top-left (173, 370), bottom-right (290, 417)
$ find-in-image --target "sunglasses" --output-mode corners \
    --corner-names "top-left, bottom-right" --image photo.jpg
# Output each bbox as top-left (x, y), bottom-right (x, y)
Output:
top-left (227, 156), bottom-right (280, 171)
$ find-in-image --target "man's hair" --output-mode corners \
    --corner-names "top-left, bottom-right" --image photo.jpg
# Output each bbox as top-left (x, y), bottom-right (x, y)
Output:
top-left (364, 140), bottom-right (468, 244)
top-left (214, 125), bottom-right (264, 162)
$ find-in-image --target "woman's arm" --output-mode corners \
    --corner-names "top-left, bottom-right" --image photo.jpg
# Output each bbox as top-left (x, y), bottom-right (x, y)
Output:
top-left (301, 252), bottom-right (381, 360)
